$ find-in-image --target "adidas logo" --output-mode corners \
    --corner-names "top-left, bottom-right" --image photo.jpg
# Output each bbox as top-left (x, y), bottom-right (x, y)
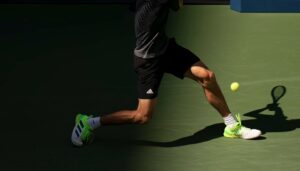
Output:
top-left (146, 89), bottom-right (154, 95)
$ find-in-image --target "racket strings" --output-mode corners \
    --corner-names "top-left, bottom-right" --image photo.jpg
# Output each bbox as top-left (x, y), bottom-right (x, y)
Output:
top-left (271, 86), bottom-right (286, 103)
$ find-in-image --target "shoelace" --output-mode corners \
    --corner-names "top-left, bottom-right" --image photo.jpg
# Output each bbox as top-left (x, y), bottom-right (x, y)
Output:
top-left (228, 114), bottom-right (244, 133)
top-left (235, 113), bottom-right (242, 126)
top-left (235, 114), bottom-right (251, 134)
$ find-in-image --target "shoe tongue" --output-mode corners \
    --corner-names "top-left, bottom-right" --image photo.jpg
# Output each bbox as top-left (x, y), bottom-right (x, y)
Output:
top-left (227, 122), bottom-right (240, 129)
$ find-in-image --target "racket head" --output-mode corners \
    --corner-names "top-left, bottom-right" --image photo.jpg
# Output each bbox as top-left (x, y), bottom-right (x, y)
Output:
top-left (271, 85), bottom-right (286, 103)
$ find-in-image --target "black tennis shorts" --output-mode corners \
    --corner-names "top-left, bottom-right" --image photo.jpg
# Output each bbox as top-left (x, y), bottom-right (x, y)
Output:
top-left (134, 38), bottom-right (200, 99)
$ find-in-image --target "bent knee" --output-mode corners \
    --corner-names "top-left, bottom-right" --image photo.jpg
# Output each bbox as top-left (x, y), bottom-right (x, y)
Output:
top-left (202, 70), bottom-right (215, 81)
top-left (132, 111), bottom-right (152, 124)
top-left (191, 67), bottom-right (216, 83)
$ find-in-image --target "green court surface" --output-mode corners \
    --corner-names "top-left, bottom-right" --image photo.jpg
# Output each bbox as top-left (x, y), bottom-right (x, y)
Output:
top-left (1, 4), bottom-right (300, 171)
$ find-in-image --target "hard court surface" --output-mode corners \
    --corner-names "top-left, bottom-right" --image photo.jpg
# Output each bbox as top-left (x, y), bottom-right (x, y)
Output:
top-left (1, 4), bottom-right (300, 171)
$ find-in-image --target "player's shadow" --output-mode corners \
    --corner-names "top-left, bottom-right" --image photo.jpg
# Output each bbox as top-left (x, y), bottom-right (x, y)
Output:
top-left (135, 85), bottom-right (300, 147)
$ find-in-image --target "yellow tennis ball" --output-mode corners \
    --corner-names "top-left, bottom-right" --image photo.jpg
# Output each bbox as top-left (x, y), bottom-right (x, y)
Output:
top-left (230, 82), bottom-right (240, 92)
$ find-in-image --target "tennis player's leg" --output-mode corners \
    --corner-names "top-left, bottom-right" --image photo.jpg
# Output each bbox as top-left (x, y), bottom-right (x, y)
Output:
top-left (184, 61), bottom-right (261, 139)
top-left (164, 38), bottom-right (261, 139)
top-left (71, 98), bottom-right (156, 146)
top-left (100, 98), bottom-right (156, 125)
top-left (71, 56), bottom-right (163, 146)
top-left (185, 61), bottom-right (262, 139)
top-left (184, 61), bottom-right (231, 117)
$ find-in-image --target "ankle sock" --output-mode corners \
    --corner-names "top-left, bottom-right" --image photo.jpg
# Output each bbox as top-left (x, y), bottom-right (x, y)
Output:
top-left (223, 113), bottom-right (237, 126)
top-left (88, 116), bottom-right (101, 130)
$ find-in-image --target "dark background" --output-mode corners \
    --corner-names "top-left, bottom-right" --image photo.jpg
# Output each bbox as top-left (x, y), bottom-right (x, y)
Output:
top-left (0, 0), bottom-right (229, 4)
top-left (1, 2), bottom-right (300, 171)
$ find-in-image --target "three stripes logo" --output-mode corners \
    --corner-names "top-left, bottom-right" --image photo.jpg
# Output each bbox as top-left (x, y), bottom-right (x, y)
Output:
top-left (75, 120), bottom-right (85, 138)
top-left (146, 89), bottom-right (154, 95)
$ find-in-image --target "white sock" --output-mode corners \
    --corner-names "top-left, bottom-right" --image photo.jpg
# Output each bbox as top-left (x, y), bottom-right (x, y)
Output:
top-left (223, 113), bottom-right (237, 126)
top-left (88, 116), bottom-right (101, 130)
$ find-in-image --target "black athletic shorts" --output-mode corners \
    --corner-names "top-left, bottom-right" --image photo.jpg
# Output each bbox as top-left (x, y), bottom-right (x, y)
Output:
top-left (134, 38), bottom-right (200, 99)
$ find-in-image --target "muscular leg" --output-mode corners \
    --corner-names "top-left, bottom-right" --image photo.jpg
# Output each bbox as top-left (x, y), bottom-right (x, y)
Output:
top-left (182, 60), bottom-right (262, 139)
top-left (184, 61), bottom-right (231, 117)
top-left (100, 98), bottom-right (157, 125)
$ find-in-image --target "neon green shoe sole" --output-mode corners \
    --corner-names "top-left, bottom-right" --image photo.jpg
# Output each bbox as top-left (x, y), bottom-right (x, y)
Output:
top-left (223, 131), bottom-right (240, 138)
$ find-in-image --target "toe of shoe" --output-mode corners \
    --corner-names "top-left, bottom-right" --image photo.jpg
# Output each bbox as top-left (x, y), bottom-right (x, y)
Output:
top-left (243, 129), bottom-right (262, 140)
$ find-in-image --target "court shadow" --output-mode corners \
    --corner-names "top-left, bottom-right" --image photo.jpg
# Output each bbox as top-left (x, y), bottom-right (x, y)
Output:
top-left (133, 123), bottom-right (225, 147)
top-left (242, 86), bottom-right (300, 133)
top-left (134, 85), bottom-right (300, 147)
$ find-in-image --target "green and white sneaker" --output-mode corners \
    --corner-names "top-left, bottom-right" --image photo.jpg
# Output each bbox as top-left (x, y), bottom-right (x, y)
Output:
top-left (224, 114), bottom-right (261, 140)
top-left (71, 114), bottom-right (94, 147)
